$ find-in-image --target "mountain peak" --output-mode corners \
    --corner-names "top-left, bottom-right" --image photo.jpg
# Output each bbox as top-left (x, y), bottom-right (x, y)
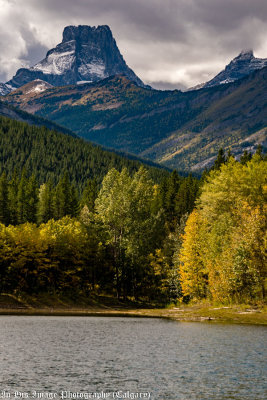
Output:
top-left (6, 25), bottom-right (146, 90)
top-left (202, 49), bottom-right (267, 88)
top-left (62, 24), bottom-right (112, 43)
top-left (238, 49), bottom-right (254, 58)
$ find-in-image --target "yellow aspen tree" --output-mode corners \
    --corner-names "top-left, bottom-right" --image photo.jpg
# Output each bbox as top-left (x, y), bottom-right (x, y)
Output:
top-left (179, 209), bottom-right (208, 299)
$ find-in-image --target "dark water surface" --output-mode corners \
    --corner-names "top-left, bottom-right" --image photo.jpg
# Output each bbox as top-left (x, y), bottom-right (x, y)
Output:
top-left (0, 316), bottom-right (266, 399)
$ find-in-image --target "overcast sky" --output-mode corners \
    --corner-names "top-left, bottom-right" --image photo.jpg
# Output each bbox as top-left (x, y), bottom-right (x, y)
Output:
top-left (1, 0), bottom-right (267, 89)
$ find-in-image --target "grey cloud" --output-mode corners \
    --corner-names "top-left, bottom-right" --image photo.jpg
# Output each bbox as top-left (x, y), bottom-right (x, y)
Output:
top-left (1, 0), bottom-right (267, 88)
top-left (148, 81), bottom-right (187, 91)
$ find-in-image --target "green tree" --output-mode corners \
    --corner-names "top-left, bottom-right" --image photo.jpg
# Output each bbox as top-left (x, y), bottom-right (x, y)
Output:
top-left (161, 170), bottom-right (180, 227)
top-left (0, 172), bottom-right (10, 225)
top-left (25, 175), bottom-right (38, 223)
top-left (53, 172), bottom-right (73, 219)
top-left (95, 167), bottom-right (164, 299)
top-left (240, 150), bottom-right (252, 165)
top-left (17, 169), bottom-right (28, 224)
top-left (175, 174), bottom-right (199, 222)
top-left (81, 178), bottom-right (98, 212)
top-left (8, 170), bottom-right (19, 225)
top-left (212, 148), bottom-right (226, 170)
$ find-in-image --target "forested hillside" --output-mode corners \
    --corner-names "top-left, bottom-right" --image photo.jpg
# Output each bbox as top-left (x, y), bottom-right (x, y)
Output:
top-left (0, 100), bottom-right (76, 137)
top-left (0, 115), bottom-right (168, 189)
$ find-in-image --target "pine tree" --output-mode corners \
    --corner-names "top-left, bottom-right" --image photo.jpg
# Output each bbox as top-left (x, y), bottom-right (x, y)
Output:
top-left (255, 144), bottom-right (263, 159)
top-left (0, 172), bottom-right (10, 225)
top-left (54, 172), bottom-right (72, 219)
top-left (81, 178), bottom-right (97, 211)
top-left (175, 174), bottom-right (199, 223)
top-left (163, 170), bottom-right (181, 226)
top-left (226, 149), bottom-right (233, 161)
top-left (8, 170), bottom-right (19, 225)
top-left (17, 169), bottom-right (28, 224)
top-left (240, 150), bottom-right (252, 165)
top-left (70, 185), bottom-right (80, 217)
top-left (213, 148), bottom-right (226, 170)
top-left (25, 175), bottom-right (38, 223)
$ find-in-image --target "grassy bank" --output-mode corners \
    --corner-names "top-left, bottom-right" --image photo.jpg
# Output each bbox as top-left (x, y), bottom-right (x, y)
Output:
top-left (0, 294), bottom-right (266, 325)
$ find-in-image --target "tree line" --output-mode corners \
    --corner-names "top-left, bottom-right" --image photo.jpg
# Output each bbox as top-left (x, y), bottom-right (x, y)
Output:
top-left (0, 166), bottom-right (200, 302)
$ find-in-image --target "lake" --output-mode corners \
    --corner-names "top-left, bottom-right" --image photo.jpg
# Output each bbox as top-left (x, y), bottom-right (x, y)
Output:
top-left (0, 316), bottom-right (266, 399)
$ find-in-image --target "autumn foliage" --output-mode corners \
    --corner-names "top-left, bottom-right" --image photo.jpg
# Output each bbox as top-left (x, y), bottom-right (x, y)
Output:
top-left (178, 155), bottom-right (267, 303)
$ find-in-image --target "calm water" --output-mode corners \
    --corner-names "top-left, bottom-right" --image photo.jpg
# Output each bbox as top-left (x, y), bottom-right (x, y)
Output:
top-left (0, 316), bottom-right (266, 400)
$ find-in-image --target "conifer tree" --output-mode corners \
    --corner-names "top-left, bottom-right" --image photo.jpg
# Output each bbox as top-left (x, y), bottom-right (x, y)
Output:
top-left (17, 169), bottom-right (28, 224)
top-left (8, 170), bottom-right (19, 225)
top-left (255, 144), bottom-right (263, 159)
top-left (163, 170), bottom-right (181, 226)
top-left (70, 185), bottom-right (80, 217)
top-left (213, 148), bottom-right (226, 170)
top-left (175, 174), bottom-right (199, 223)
top-left (81, 178), bottom-right (98, 211)
top-left (25, 175), bottom-right (38, 223)
top-left (226, 149), bottom-right (233, 161)
top-left (54, 172), bottom-right (72, 219)
top-left (240, 150), bottom-right (252, 165)
top-left (0, 172), bottom-right (10, 225)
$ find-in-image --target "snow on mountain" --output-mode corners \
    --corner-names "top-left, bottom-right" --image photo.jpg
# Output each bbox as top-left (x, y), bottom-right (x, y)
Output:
top-left (188, 50), bottom-right (267, 91)
top-left (6, 25), bottom-right (146, 89)
top-left (32, 50), bottom-right (76, 75)
top-left (202, 50), bottom-right (267, 88)
top-left (78, 60), bottom-right (106, 79)
top-left (77, 80), bottom-right (92, 85)
top-left (0, 83), bottom-right (15, 96)
top-left (25, 79), bottom-right (53, 94)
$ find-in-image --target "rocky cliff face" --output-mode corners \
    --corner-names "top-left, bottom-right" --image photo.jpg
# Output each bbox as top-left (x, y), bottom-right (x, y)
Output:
top-left (6, 25), bottom-right (146, 89)
top-left (203, 50), bottom-right (267, 88)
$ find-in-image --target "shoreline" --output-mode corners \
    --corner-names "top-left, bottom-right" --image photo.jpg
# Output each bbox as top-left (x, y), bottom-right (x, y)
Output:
top-left (0, 305), bottom-right (266, 325)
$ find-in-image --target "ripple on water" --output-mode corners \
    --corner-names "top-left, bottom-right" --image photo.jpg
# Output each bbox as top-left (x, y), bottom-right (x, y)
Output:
top-left (0, 316), bottom-right (266, 400)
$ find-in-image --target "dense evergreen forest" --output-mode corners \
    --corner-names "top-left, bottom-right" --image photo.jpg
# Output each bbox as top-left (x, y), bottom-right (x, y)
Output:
top-left (0, 116), bottom-right (168, 189)
top-left (0, 115), bottom-right (266, 304)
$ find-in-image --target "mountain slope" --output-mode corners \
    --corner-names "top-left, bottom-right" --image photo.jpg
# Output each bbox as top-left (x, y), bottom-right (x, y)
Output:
top-left (5, 75), bottom-right (211, 153)
top-left (6, 25), bottom-right (145, 91)
top-left (0, 98), bottom-right (76, 137)
top-left (5, 68), bottom-right (267, 171)
top-left (144, 67), bottom-right (267, 169)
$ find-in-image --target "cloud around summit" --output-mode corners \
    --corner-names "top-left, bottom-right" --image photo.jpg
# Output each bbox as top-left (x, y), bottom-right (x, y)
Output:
top-left (0, 0), bottom-right (267, 88)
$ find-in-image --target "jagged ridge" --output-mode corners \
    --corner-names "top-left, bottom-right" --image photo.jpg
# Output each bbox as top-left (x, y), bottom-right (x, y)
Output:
top-left (203, 50), bottom-right (267, 88)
